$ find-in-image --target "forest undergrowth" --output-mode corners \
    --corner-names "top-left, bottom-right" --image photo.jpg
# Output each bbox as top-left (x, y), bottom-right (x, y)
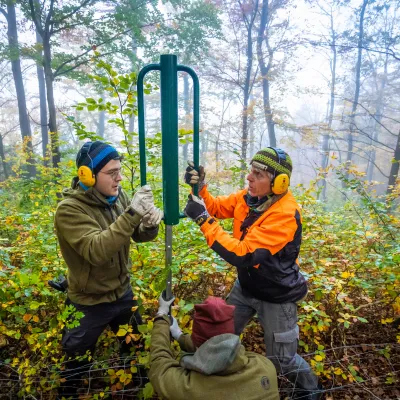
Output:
top-left (0, 62), bottom-right (399, 399)
top-left (0, 155), bottom-right (399, 400)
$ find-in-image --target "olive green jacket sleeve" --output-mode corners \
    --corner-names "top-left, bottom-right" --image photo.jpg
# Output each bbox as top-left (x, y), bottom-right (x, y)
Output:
top-left (55, 200), bottom-right (142, 267)
top-left (178, 333), bottom-right (196, 353)
top-left (149, 317), bottom-right (189, 400)
top-left (132, 224), bottom-right (159, 243)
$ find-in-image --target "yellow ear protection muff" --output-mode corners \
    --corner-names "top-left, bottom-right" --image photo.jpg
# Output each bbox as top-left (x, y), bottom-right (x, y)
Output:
top-left (77, 142), bottom-right (96, 187)
top-left (270, 147), bottom-right (290, 195)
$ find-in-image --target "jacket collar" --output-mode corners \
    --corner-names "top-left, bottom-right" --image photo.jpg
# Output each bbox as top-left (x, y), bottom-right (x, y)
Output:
top-left (180, 333), bottom-right (247, 376)
top-left (244, 190), bottom-right (288, 214)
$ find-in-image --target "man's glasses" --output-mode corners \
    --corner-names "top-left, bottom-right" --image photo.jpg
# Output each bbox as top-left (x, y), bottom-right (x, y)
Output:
top-left (99, 168), bottom-right (122, 180)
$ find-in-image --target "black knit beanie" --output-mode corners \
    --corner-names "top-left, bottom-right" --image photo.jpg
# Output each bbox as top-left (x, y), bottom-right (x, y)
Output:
top-left (76, 141), bottom-right (121, 175)
top-left (251, 147), bottom-right (293, 178)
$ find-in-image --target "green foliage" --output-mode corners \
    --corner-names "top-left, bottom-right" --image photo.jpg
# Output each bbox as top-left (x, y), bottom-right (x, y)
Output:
top-left (295, 164), bottom-right (400, 382)
top-left (145, 0), bottom-right (222, 64)
top-left (1, 60), bottom-right (399, 397)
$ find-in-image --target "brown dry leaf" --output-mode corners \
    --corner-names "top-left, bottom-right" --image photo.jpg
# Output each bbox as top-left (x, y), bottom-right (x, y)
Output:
top-left (23, 314), bottom-right (32, 322)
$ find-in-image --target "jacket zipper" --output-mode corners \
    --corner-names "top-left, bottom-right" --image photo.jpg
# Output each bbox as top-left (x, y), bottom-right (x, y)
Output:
top-left (107, 205), bottom-right (123, 299)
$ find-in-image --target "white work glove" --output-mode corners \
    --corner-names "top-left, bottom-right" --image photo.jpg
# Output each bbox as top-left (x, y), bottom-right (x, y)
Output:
top-left (184, 161), bottom-right (206, 191)
top-left (130, 185), bottom-right (154, 217)
top-left (170, 317), bottom-right (183, 340)
top-left (156, 293), bottom-right (175, 317)
top-left (142, 206), bottom-right (163, 228)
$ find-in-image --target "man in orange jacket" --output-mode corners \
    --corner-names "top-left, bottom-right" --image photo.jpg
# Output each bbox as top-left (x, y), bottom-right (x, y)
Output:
top-left (184, 148), bottom-right (322, 399)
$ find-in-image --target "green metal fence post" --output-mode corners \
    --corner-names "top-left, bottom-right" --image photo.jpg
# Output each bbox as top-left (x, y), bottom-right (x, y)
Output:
top-left (160, 55), bottom-right (179, 226)
top-left (137, 55), bottom-right (201, 301)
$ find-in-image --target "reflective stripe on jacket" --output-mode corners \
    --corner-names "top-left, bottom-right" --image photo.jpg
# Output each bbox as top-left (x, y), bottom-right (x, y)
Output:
top-left (199, 186), bottom-right (307, 303)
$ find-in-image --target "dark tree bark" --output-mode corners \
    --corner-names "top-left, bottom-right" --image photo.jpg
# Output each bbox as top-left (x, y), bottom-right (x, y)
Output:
top-left (240, 0), bottom-right (259, 184)
top-left (201, 129), bottom-right (207, 165)
top-left (346, 0), bottom-right (368, 177)
top-left (128, 37), bottom-right (138, 136)
top-left (256, 0), bottom-right (276, 148)
top-left (29, 0), bottom-right (61, 169)
top-left (320, 6), bottom-right (338, 202)
top-left (386, 129), bottom-right (400, 196)
top-left (35, 30), bottom-right (48, 161)
top-left (97, 91), bottom-right (105, 137)
top-left (43, 33), bottom-right (61, 168)
top-left (1, 1), bottom-right (35, 177)
top-left (366, 56), bottom-right (387, 182)
top-left (0, 134), bottom-right (9, 180)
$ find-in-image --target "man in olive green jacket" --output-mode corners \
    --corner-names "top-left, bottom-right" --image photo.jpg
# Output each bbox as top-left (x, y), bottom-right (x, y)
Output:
top-left (149, 296), bottom-right (279, 400)
top-left (55, 141), bottom-right (162, 397)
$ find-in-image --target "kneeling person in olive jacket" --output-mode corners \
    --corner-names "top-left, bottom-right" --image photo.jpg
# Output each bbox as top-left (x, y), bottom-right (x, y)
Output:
top-left (149, 295), bottom-right (279, 400)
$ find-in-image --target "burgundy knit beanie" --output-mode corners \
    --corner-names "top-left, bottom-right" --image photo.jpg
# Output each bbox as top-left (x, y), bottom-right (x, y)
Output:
top-left (191, 296), bottom-right (235, 348)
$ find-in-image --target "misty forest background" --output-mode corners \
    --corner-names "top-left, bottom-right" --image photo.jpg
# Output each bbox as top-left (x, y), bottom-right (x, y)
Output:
top-left (0, 0), bottom-right (399, 399)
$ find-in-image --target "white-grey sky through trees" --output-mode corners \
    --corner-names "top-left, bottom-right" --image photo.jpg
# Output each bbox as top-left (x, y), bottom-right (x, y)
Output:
top-left (1, 0), bottom-right (399, 195)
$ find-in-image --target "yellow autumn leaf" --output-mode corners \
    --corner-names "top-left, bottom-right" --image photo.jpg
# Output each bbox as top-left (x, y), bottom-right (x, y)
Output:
top-left (32, 315), bottom-right (39, 323)
top-left (116, 328), bottom-right (127, 336)
top-left (341, 271), bottom-right (351, 279)
top-left (334, 368), bottom-right (342, 375)
top-left (314, 355), bottom-right (323, 362)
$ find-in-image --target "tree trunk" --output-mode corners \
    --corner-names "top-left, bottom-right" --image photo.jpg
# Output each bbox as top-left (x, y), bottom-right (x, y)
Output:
top-left (215, 135), bottom-right (219, 174)
top-left (0, 135), bottom-right (9, 180)
top-left (128, 37), bottom-right (138, 136)
top-left (257, 0), bottom-right (276, 148)
top-left (35, 30), bottom-right (48, 161)
top-left (201, 129), bottom-right (207, 165)
top-left (242, 32), bottom-right (252, 171)
top-left (386, 129), bottom-right (400, 196)
top-left (320, 10), bottom-right (337, 201)
top-left (97, 91), bottom-right (105, 137)
top-left (6, 1), bottom-right (35, 177)
top-left (366, 55), bottom-right (388, 182)
top-left (241, 2), bottom-right (259, 184)
top-left (249, 96), bottom-right (255, 158)
top-left (42, 34), bottom-right (61, 169)
top-left (346, 0), bottom-right (368, 176)
top-left (98, 110), bottom-right (105, 137)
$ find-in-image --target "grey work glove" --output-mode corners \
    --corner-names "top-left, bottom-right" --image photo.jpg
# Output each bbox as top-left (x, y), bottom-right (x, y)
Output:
top-left (142, 206), bottom-right (163, 228)
top-left (184, 161), bottom-right (206, 192)
top-left (130, 185), bottom-right (154, 217)
top-left (170, 317), bottom-right (183, 340)
top-left (156, 293), bottom-right (175, 317)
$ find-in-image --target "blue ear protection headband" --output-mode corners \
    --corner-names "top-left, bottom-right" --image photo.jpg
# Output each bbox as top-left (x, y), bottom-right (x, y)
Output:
top-left (77, 142), bottom-right (96, 187)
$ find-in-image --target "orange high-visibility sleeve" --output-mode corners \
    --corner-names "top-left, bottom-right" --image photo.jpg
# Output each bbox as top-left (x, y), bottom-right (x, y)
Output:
top-left (199, 186), bottom-right (247, 220)
top-left (200, 210), bottom-right (298, 268)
